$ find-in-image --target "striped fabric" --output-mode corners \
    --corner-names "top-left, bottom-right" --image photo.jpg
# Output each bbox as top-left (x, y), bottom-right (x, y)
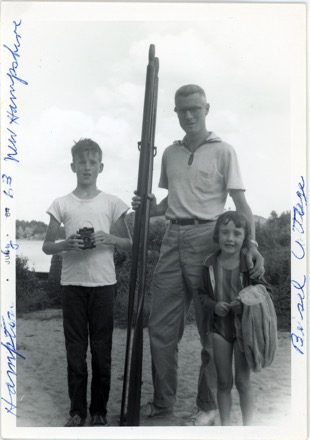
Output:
top-left (213, 261), bottom-right (242, 343)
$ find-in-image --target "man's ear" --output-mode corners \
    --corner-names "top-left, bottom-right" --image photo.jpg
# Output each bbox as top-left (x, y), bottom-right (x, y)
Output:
top-left (99, 163), bottom-right (104, 173)
top-left (205, 103), bottom-right (210, 116)
top-left (70, 163), bottom-right (76, 173)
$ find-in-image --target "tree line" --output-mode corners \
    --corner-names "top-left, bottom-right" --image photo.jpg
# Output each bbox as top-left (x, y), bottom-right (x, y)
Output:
top-left (16, 219), bottom-right (65, 240)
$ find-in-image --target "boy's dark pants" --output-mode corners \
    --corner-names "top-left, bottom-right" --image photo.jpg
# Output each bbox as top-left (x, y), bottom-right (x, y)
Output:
top-left (62, 285), bottom-right (116, 419)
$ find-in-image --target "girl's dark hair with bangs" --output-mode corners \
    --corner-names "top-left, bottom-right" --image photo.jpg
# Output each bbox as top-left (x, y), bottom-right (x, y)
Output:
top-left (213, 211), bottom-right (250, 247)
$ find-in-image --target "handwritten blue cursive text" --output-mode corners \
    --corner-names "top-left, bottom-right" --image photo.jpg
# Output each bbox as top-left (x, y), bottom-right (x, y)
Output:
top-left (291, 176), bottom-right (307, 355)
top-left (292, 176), bottom-right (307, 235)
top-left (1, 240), bottom-right (19, 265)
top-left (3, 19), bottom-right (28, 163)
top-left (1, 306), bottom-right (26, 416)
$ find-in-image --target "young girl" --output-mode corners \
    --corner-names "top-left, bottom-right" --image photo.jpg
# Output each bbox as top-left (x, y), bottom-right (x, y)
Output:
top-left (198, 211), bottom-right (265, 426)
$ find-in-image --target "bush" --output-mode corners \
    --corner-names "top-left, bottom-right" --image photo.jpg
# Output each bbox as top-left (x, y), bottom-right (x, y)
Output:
top-left (16, 255), bottom-right (50, 314)
top-left (114, 250), bottom-right (157, 328)
top-left (262, 247), bottom-right (291, 331)
top-left (256, 212), bottom-right (291, 331)
top-left (114, 251), bottom-right (132, 328)
top-left (46, 254), bottom-right (63, 307)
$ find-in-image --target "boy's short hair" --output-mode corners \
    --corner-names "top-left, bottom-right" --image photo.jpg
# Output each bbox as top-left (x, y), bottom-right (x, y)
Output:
top-left (175, 84), bottom-right (207, 102)
top-left (71, 138), bottom-right (103, 162)
top-left (213, 211), bottom-right (250, 246)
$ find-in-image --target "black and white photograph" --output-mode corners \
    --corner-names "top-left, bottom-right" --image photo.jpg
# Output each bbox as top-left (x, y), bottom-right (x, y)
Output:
top-left (0, 2), bottom-right (307, 440)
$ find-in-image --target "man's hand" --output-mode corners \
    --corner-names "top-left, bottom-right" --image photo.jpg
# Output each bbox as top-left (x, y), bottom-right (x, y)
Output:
top-left (214, 302), bottom-right (230, 317)
top-left (63, 234), bottom-right (84, 252)
top-left (131, 191), bottom-right (157, 214)
top-left (131, 191), bottom-right (141, 211)
top-left (246, 245), bottom-right (265, 279)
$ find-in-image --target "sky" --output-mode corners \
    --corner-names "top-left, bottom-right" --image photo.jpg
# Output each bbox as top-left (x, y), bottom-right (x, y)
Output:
top-left (1, 2), bottom-right (306, 224)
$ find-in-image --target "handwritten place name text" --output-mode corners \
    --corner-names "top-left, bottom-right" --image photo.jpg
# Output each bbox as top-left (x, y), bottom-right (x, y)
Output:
top-left (2, 19), bottom-right (27, 221)
top-left (1, 306), bottom-right (26, 416)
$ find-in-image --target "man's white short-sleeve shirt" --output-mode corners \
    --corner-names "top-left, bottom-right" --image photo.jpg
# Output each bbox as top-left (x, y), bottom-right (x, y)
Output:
top-left (159, 132), bottom-right (245, 220)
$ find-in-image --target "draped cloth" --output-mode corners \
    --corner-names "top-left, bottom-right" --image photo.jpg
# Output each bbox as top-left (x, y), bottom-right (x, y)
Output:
top-left (235, 284), bottom-right (278, 372)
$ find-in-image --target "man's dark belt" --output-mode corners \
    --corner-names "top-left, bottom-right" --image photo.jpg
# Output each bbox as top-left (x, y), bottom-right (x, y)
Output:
top-left (170, 218), bottom-right (214, 225)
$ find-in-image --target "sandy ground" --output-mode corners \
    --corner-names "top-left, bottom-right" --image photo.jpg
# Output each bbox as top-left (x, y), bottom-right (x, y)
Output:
top-left (16, 309), bottom-right (291, 428)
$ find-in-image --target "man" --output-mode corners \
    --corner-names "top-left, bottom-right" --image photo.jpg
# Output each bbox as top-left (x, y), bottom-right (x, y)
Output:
top-left (132, 85), bottom-right (264, 425)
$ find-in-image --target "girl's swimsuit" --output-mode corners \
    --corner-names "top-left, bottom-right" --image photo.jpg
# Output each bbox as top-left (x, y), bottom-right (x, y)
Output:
top-left (213, 260), bottom-right (242, 344)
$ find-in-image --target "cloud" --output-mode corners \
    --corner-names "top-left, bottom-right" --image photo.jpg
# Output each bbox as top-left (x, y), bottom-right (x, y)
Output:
top-left (15, 14), bottom-right (294, 220)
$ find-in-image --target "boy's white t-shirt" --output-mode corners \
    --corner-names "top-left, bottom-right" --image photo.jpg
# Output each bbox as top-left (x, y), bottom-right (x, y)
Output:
top-left (47, 192), bottom-right (129, 286)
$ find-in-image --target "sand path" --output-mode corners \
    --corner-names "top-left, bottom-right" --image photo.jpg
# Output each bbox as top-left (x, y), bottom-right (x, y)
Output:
top-left (16, 309), bottom-right (291, 428)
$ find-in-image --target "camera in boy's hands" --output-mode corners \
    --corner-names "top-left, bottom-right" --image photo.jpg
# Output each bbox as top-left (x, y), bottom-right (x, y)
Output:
top-left (78, 227), bottom-right (95, 250)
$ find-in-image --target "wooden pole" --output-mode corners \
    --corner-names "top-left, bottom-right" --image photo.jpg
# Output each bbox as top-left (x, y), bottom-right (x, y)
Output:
top-left (120, 44), bottom-right (159, 426)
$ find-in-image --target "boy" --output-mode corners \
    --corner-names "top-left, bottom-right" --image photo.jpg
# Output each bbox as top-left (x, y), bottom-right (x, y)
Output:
top-left (43, 138), bottom-right (132, 427)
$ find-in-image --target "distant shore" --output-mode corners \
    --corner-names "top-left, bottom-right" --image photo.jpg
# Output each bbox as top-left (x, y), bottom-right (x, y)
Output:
top-left (17, 239), bottom-right (51, 273)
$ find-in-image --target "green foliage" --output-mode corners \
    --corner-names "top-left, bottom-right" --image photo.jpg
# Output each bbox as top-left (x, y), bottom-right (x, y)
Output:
top-left (113, 216), bottom-right (167, 327)
top-left (16, 255), bottom-right (50, 314)
top-left (114, 248), bottom-right (160, 329)
top-left (256, 211), bottom-right (291, 330)
top-left (16, 219), bottom-right (65, 240)
top-left (46, 254), bottom-right (63, 307)
top-left (148, 219), bottom-right (167, 252)
top-left (256, 211), bottom-right (290, 249)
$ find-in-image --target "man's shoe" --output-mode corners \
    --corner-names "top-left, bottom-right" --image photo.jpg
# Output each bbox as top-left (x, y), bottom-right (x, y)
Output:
top-left (185, 407), bottom-right (217, 426)
top-left (91, 414), bottom-right (109, 426)
top-left (64, 415), bottom-right (85, 427)
top-left (140, 401), bottom-right (174, 419)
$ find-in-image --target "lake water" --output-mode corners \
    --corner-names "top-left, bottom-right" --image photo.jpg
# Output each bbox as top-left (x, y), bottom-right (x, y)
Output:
top-left (17, 240), bottom-right (51, 273)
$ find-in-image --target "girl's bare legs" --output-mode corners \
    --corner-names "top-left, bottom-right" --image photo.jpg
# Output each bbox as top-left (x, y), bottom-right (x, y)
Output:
top-left (234, 340), bottom-right (254, 425)
top-left (212, 333), bottom-right (233, 425)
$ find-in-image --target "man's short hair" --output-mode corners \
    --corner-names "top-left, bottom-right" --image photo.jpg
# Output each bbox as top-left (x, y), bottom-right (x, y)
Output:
top-left (213, 210), bottom-right (250, 247)
top-left (175, 84), bottom-right (207, 102)
top-left (71, 138), bottom-right (103, 162)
